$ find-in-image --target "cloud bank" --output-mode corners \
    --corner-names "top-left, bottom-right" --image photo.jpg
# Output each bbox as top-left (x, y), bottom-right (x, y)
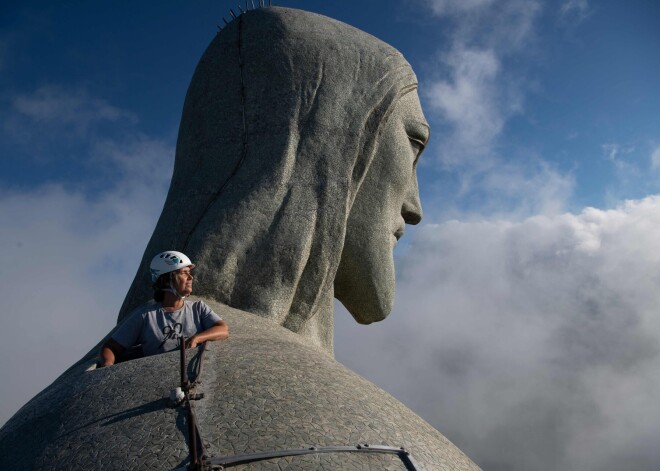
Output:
top-left (416, 0), bottom-right (580, 223)
top-left (0, 87), bottom-right (172, 424)
top-left (336, 195), bottom-right (660, 471)
top-left (423, 0), bottom-right (541, 166)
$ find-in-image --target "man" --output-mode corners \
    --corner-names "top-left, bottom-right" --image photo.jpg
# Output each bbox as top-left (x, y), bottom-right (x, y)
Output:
top-left (99, 251), bottom-right (228, 367)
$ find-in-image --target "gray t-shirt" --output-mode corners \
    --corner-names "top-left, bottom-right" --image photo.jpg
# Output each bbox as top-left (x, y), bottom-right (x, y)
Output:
top-left (112, 300), bottom-right (222, 356)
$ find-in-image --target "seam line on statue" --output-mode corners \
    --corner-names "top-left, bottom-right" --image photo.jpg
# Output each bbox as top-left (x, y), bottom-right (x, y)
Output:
top-left (183, 15), bottom-right (250, 251)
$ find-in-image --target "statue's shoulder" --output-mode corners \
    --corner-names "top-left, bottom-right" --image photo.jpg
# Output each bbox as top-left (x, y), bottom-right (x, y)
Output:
top-left (188, 295), bottom-right (328, 352)
top-left (188, 296), bottom-right (251, 318)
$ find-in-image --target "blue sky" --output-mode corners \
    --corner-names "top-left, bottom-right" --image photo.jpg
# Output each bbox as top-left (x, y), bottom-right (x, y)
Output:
top-left (2, 2), bottom-right (660, 470)
top-left (4, 1), bottom-right (659, 209)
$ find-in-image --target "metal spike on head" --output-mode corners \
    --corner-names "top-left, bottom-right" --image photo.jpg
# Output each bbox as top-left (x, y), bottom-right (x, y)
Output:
top-left (219, 0), bottom-right (269, 29)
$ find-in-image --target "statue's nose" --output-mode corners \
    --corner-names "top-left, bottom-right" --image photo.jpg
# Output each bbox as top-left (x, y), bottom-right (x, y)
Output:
top-left (402, 178), bottom-right (422, 225)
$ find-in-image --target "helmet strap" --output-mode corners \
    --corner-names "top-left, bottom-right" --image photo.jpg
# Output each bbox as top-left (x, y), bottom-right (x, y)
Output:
top-left (164, 272), bottom-right (187, 299)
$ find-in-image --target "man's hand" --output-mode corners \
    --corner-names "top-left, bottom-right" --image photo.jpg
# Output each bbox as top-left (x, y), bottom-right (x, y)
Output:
top-left (99, 338), bottom-right (126, 367)
top-left (185, 336), bottom-right (201, 349)
top-left (185, 321), bottom-right (228, 349)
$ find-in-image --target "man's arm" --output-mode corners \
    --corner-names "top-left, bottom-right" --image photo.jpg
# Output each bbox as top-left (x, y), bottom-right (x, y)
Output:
top-left (99, 338), bottom-right (126, 367)
top-left (186, 320), bottom-right (229, 348)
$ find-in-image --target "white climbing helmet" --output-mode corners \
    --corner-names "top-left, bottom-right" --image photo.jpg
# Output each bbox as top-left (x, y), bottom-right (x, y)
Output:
top-left (150, 251), bottom-right (195, 282)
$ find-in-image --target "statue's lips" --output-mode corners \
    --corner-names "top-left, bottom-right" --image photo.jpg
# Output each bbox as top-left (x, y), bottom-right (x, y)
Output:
top-left (394, 225), bottom-right (405, 241)
top-left (392, 226), bottom-right (405, 248)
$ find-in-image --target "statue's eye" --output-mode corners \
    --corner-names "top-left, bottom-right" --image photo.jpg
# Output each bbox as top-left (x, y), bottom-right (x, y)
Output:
top-left (405, 121), bottom-right (429, 160)
top-left (408, 136), bottom-right (425, 157)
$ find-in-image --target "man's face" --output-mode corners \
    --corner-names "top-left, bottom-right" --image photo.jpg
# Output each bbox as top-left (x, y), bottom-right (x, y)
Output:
top-left (172, 267), bottom-right (194, 296)
top-left (334, 89), bottom-right (429, 323)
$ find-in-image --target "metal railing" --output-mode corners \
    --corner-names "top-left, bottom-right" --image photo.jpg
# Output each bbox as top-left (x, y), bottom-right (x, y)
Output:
top-left (174, 337), bottom-right (422, 471)
top-left (206, 444), bottom-right (421, 470)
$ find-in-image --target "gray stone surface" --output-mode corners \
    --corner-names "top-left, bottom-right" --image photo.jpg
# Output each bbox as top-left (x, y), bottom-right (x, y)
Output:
top-left (0, 298), bottom-right (480, 470)
top-left (118, 6), bottom-right (428, 354)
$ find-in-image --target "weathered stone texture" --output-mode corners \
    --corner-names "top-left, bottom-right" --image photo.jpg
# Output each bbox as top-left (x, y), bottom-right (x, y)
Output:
top-left (118, 6), bottom-right (426, 354)
top-left (0, 298), bottom-right (480, 470)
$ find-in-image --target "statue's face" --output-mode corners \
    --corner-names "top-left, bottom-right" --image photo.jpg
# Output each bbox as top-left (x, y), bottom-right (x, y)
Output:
top-left (334, 89), bottom-right (429, 323)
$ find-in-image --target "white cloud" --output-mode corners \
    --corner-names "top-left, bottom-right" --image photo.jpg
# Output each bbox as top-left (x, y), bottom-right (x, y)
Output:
top-left (651, 146), bottom-right (660, 170)
top-left (90, 134), bottom-right (174, 188)
top-left (602, 142), bottom-right (638, 176)
top-left (425, 0), bottom-right (540, 50)
top-left (424, 0), bottom-right (540, 167)
top-left (0, 180), bottom-right (168, 424)
top-left (560, 0), bottom-right (589, 15)
top-left (0, 90), bottom-right (172, 425)
top-left (426, 47), bottom-right (502, 165)
top-left (336, 194), bottom-right (660, 471)
top-left (3, 85), bottom-right (147, 175)
top-left (420, 0), bottom-right (552, 217)
top-left (602, 143), bottom-right (635, 163)
top-left (419, 155), bottom-right (575, 224)
top-left (480, 160), bottom-right (574, 216)
top-left (600, 143), bottom-right (646, 202)
top-left (425, 0), bottom-right (496, 17)
top-left (559, 0), bottom-right (591, 25)
top-left (422, 0), bottom-right (541, 166)
top-left (11, 85), bottom-right (137, 135)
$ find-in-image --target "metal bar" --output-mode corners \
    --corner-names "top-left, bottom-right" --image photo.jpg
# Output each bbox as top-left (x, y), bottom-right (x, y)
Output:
top-left (191, 402), bottom-right (207, 461)
top-left (179, 336), bottom-right (189, 389)
top-left (180, 335), bottom-right (208, 468)
top-left (188, 402), bottom-right (198, 466)
top-left (399, 450), bottom-right (423, 471)
top-left (205, 444), bottom-right (421, 469)
top-left (179, 336), bottom-right (197, 467)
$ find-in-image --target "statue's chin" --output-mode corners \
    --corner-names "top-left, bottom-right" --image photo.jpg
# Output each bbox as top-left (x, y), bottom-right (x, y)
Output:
top-left (335, 289), bottom-right (393, 325)
top-left (351, 307), bottom-right (390, 325)
top-left (334, 254), bottom-right (396, 325)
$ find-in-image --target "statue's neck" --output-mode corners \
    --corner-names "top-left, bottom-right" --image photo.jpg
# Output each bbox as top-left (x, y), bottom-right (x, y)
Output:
top-left (285, 292), bottom-right (335, 356)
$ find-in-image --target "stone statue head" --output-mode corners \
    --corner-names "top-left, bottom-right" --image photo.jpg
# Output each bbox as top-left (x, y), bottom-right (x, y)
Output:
top-left (119, 6), bottom-right (429, 353)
